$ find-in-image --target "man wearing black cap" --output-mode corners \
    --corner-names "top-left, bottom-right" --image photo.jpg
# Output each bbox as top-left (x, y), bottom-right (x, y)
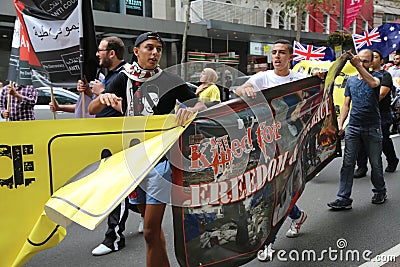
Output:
top-left (89, 32), bottom-right (206, 266)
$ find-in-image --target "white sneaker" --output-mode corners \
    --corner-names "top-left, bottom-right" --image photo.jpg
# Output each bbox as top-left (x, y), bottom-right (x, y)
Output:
top-left (286, 211), bottom-right (307, 238)
top-left (92, 244), bottom-right (113, 256)
top-left (138, 217), bottom-right (144, 233)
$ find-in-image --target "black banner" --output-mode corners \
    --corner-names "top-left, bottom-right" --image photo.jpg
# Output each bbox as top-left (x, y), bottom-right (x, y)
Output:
top-left (13, 0), bottom-right (97, 86)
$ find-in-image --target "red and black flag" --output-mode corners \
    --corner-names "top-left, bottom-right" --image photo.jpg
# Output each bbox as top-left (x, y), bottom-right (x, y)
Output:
top-left (7, 17), bottom-right (29, 85)
top-left (12, 0), bottom-right (97, 87)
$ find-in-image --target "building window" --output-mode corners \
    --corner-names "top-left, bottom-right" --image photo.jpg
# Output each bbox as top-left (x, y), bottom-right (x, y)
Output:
top-left (291, 16), bottom-right (296, 31)
top-left (323, 14), bottom-right (330, 34)
top-left (93, 0), bottom-right (120, 13)
top-left (279, 11), bottom-right (286, 30)
top-left (301, 12), bottom-right (308, 32)
top-left (383, 13), bottom-right (400, 24)
top-left (126, 0), bottom-right (143, 16)
top-left (350, 20), bottom-right (356, 34)
top-left (126, 0), bottom-right (152, 17)
top-left (266, 8), bottom-right (273, 27)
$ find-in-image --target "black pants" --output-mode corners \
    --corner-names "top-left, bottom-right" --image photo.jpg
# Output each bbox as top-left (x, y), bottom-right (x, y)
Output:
top-left (357, 113), bottom-right (398, 169)
top-left (102, 197), bottom-right (129, 250)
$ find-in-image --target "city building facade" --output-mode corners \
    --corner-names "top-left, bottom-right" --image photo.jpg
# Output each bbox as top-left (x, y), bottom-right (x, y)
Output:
top-left (0, 0), bottom-right (399, 82)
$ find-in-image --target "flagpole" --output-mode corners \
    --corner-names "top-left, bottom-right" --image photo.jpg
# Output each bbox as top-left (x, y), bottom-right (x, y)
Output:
top-left (50, 87), bottom-right (56, 120)
top-left (81, 75), bottom-right (88, 118)
top-left (6, 81), bottom-right (12, 122)
top-left (340, 0), bottom-right (344, 32)
top-left (78, 0), bottom-right (97, 118)
top-left (81, 91), bottom-right (85, 118)
top-left (79, 35), bottom-right (85, 118)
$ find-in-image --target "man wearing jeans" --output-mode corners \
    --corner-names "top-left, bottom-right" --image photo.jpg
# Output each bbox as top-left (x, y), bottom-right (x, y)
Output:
top-left (353, 49), bottom-right (399, 178)
top-left (328, 49), bottom-right (387, 210)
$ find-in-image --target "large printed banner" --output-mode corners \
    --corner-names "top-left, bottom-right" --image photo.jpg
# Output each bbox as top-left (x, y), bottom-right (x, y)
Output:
top-left (1, 57), bottom-right (349, 266)
top-left (171, 57), bottom-right (349, 266)
top-left (0, 115), bottom-right (184, 267)
top-left (13, 0), bottom-right (97, 86)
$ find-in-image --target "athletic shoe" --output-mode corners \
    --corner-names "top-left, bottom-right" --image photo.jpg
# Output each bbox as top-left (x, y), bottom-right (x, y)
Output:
top-left (327, 198), bottom-right (352, 210)
top-left (286, 211), bottom-right (307, 238)
top-left (92, 244), bottom-right (113, 256)
top-left (371, 193), bottom-right (387, 204)
top-left (138, 216), bottom-right (144, 233)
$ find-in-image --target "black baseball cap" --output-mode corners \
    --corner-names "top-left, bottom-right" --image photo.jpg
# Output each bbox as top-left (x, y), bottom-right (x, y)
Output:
top-left (134, 32), bottom-right (164, 47)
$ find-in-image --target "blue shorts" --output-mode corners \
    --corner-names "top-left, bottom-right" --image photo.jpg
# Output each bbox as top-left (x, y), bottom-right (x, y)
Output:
top-left (129, 160), bottom-right (172, 205)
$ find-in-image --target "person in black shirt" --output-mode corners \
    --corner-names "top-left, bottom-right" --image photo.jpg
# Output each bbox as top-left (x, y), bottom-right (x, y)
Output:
top-left (50, 36), bottom-right (130, 118)
top-left (89, 32), bottom-right (206, 266)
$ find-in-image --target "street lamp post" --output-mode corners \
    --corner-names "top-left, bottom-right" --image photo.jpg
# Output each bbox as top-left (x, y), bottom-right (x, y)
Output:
top-left (339, 0), bottom-right (344, 32)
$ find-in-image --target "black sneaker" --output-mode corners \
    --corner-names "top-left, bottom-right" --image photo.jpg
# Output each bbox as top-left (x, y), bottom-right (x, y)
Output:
top-left (327, 199), bottom-right (352, 210)
top-left (385, 158), bottom-right (399, 173)
top-left (354, 168), bottom-right (367, 178)
top-left (371, 193), bottom-right (387, 204)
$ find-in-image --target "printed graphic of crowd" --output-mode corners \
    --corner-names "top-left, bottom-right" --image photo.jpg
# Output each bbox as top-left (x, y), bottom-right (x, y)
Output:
top-left (389, 54), bottom-right (400, 135)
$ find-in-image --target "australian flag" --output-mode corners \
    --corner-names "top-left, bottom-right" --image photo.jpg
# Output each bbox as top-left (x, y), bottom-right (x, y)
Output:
top-left (352, 23), bottom-right (400, 58)
top-left (293, 41), bottom-right (336, 63)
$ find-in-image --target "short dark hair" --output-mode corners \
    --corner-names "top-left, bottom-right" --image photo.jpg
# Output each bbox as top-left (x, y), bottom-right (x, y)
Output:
top-left (103, 36), bottom-right (125, 60)
top-left (134, 32), bottom-right (164, 48)
top-left (274, 39), bottom-right (293, 54)
top-left (372, 49), bottom-right (383, 60)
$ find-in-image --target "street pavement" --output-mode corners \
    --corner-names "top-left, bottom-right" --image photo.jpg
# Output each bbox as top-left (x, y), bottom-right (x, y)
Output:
top-left (25, 136), bottom-right (400, 267)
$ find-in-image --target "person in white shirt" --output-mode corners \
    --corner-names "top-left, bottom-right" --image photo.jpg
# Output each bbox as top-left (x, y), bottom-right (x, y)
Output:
top-left (235, 39), bottom-right (308, 260)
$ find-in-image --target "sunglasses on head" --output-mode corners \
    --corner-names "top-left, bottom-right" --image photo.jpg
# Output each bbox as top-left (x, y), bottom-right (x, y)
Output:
top-left (146, 33), bottom-right (162, 41)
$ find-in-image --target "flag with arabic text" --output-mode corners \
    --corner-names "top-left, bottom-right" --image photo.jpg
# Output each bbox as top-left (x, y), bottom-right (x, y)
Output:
top-left (293, 41), bottom-right (335, 64)
top-left (7, 17), bottom-right (33, 85)
top-left (13, 0), bottom-right (97, 87)
top-left (352, 23), bottom-right (400, 58)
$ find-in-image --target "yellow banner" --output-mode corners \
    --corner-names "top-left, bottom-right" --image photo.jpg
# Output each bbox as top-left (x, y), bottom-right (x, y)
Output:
top-left (293, 60), bottom-right (357, 116)
top-left (44, 114), bottom-right (193, 230)
top-left (0, 115), bottom-right (185, 267)
top-left (12, 213), bottom-right (66, 267)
